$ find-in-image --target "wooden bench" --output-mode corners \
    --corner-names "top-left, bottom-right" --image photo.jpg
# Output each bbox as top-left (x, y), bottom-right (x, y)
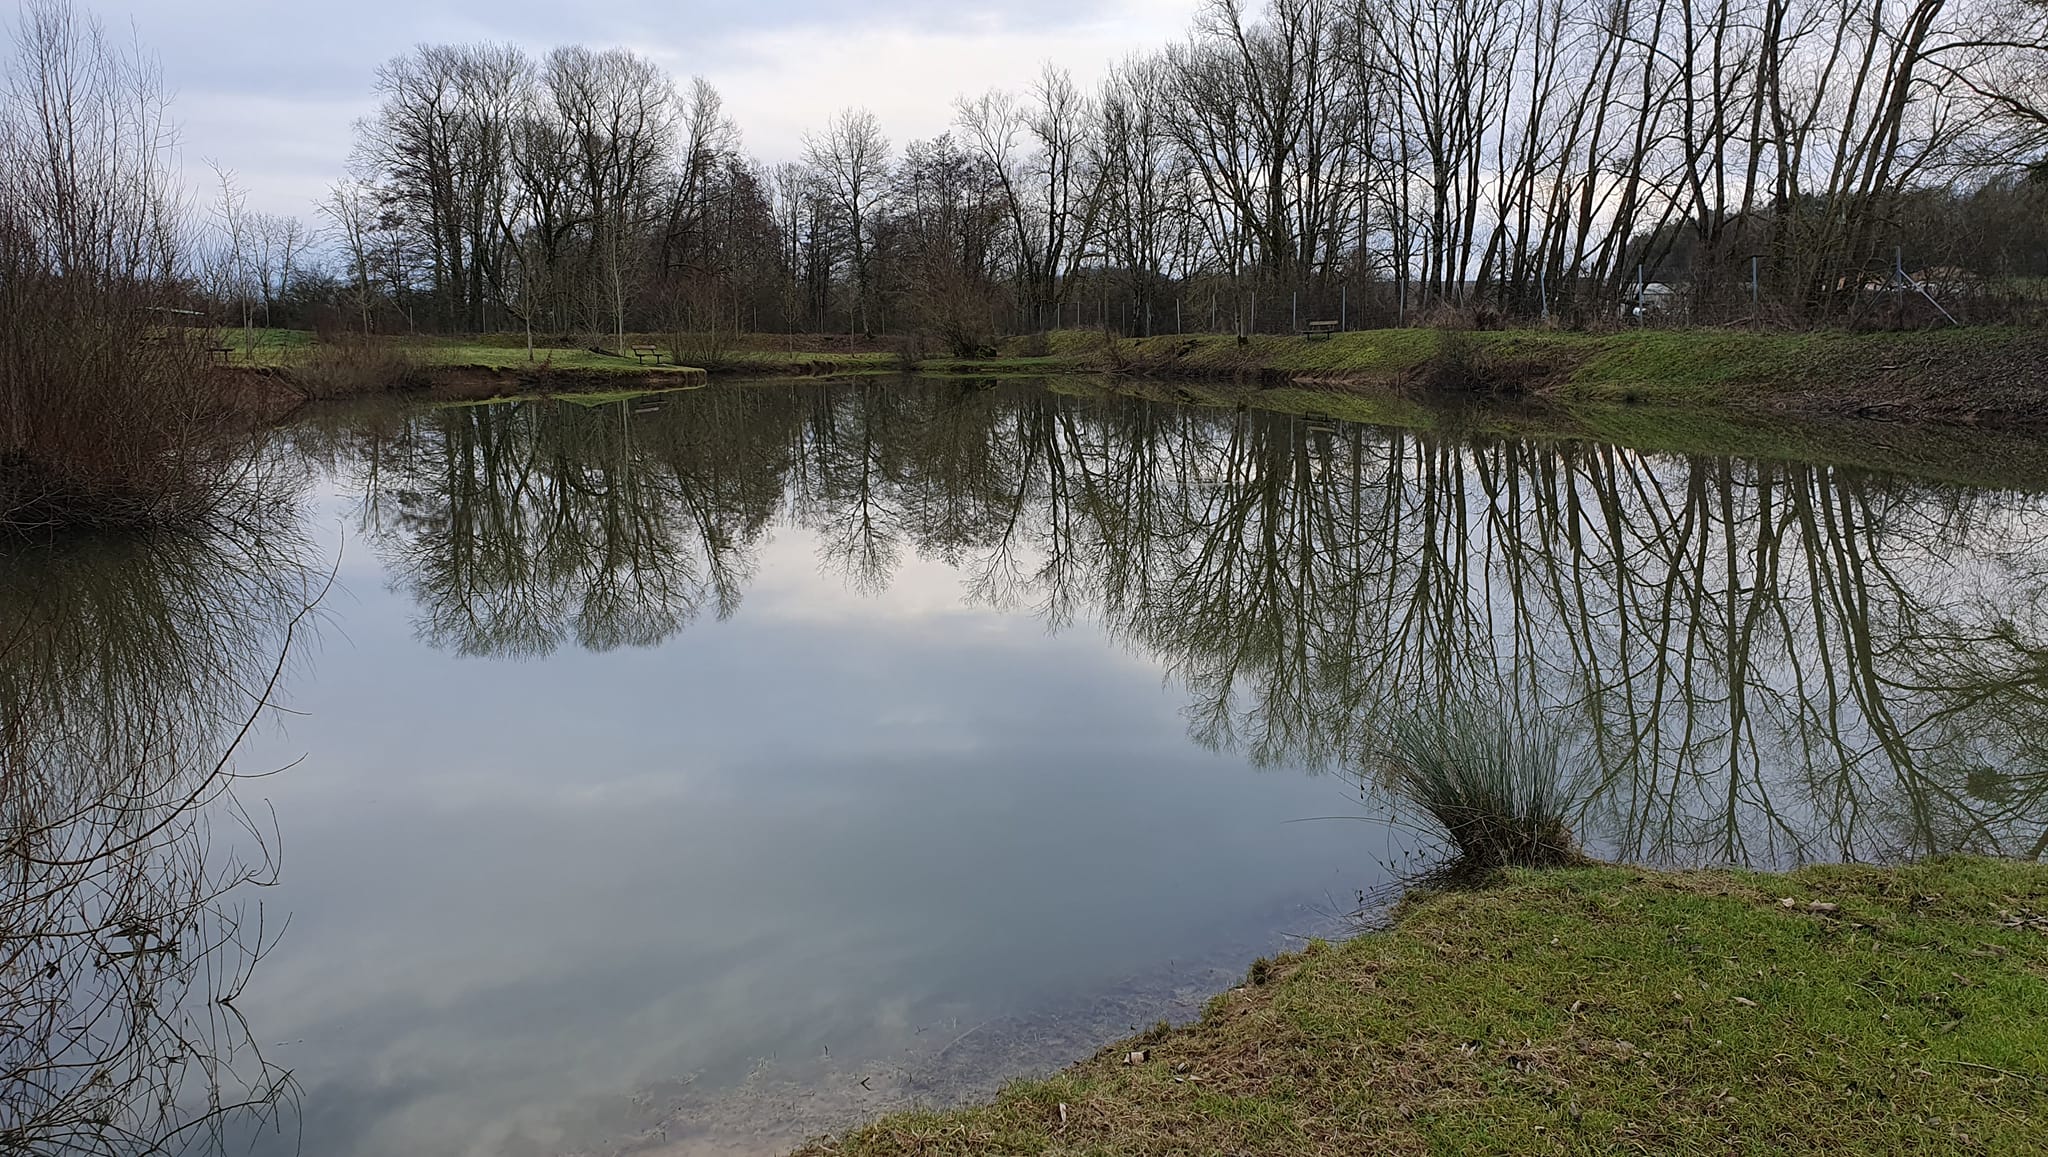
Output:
top-left (1301, 320), bottom-right (1340, 342)
top-left (630, 344), bottom-right (664, 364)
top-left (206, 345), bottom-right (235, 361)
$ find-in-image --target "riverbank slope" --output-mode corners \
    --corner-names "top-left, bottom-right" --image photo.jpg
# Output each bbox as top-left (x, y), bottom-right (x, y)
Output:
top-left (795, 857), bottom-right (2048, 1156)
top-left (221, 325), bottom-right (2048, 432)
top-left (1055, 326), bottom-right (2048, 430)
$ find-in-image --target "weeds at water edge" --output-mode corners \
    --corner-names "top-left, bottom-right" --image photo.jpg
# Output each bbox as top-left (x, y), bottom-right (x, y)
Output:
top-left (1379, 702), bottom-right (1585, 871)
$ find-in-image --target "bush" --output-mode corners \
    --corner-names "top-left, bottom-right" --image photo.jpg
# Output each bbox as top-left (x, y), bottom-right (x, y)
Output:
top-left (893, 331), bottom-right (934, 370)
top-left (666, 327), bottom-right (739, 369)
top-left (0, 275), bottom-right (254, 534)
top-left (1424, 324), bottom-right (1482, 390)
top-left (283, 338), bottom-right (424, 400)
top-left (0, 1), bottom-right (253, 534)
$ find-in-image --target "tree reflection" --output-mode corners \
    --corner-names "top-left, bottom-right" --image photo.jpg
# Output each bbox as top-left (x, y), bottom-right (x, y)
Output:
top-left (344, 392), bottom-right (790, 657)
top-left (0, 517), bottom-right (317, 1152)
top-left (346, 380), bottom-right (2048, 865)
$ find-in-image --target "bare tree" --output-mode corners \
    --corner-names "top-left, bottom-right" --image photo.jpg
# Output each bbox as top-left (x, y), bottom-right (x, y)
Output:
top-left (958, 66), bottom-right (1103, 331)
top-left (803, 108), bottom-right (891, 334)
top-left (332, 1), bottom-right (2048, 336)
top-left (545, 45), bottom-right (676, 350)
top-left (320, 177), bottom-right (381, 334)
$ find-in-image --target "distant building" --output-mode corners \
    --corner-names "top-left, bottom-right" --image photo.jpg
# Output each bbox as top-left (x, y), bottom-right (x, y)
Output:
top-left (1622, 281), bottom-right (1684, 319)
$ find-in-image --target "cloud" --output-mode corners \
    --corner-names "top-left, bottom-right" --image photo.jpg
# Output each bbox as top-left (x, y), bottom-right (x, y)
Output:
top-left (87, 0), bottom-right (1199, 218)
top-left (689, 0), bottom-right (1193, 163)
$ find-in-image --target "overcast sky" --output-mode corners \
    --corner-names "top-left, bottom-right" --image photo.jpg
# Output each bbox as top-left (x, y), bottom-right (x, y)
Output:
top-left (91, 0), bottom-right (1201, 220)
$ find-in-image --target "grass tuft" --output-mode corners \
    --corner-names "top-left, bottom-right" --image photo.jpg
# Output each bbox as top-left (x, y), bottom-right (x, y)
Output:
top-left (1380, 703), bottom-right (1584, 871)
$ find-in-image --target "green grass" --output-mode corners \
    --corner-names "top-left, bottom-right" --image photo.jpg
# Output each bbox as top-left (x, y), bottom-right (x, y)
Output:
top-left (205, 330), bottom-right (713, 377)
top-left (798, 857), bottom-right (2048, 1156)
top-left (428, 332), bottom-right (905, 374)
top-left (430, 383), bottom-right (708, 410)
top-left (1059, 325), bottom-right (2045, 402)
top-left (406, 338), bottom-right (709, 375)
top-left (212, 325), bottom-right (316, 366)
top-left (222, 326), bottom-right (2048, 415)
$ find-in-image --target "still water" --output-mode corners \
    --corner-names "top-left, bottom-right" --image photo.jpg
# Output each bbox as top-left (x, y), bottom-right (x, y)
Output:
top-left (6, 377), bottom-right (2046, 1155)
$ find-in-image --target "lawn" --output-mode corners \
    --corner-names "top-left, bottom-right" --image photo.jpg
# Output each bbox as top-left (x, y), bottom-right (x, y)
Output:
top-left (797, 857), bottom-right (2048, 1156)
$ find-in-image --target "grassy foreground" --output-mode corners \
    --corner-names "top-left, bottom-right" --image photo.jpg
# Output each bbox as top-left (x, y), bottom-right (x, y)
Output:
top-left (797, 857), bottom-right (2048, 1156)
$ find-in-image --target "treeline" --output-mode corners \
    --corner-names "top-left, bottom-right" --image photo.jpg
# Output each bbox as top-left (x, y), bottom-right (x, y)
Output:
top-left (312, 0), bottom-right (2048, 343)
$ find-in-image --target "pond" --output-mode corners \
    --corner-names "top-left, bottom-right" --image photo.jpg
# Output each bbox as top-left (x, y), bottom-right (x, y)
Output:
top-left (5, 376), bottom-right (2046, 1155)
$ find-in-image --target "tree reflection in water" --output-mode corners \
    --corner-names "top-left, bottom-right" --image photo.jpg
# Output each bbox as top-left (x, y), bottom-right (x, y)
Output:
top-left (340, 380), bottom-right (2048, 866)
top-left (1, 515), bottom-right (318, 1153)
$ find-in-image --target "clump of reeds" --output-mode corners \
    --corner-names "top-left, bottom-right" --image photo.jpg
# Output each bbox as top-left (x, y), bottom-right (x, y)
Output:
top-left (1379, 701), bottom-right (1584, 870)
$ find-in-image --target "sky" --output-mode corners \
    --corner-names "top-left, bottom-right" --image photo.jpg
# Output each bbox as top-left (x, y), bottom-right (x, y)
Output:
top-left (93, 0), bottom-right (1203, 220)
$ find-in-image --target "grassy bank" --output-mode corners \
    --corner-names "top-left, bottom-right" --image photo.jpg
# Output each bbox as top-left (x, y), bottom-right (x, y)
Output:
top-left (1073, 326), bottom-right (2048, 428)
top-left (224, 325), bottom-right (2048, 443)
top-left (222, 325), bottom-right (2048, 427)
top-left (798, 857), bottom-right (2048, 1156)
top-left (212, 329), bottom-right (709, 408)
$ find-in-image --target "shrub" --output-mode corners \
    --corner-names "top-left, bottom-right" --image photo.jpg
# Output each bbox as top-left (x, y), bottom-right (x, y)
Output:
top-left (666, 327), bottom-right (738, 369)
top-left (893, 331), bottom-right (934, 370)
top-left (282, 338), bottom-right (424, 400)
top-left (1424, 324), bottom-right (1482, 390)
top-left (0, 1), bottom-right (253, 534)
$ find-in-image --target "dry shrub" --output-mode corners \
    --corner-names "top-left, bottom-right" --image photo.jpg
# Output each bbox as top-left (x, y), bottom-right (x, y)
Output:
top-left (0, 0), bottom-right (254, 535)
top-left (0, 257), bottom-right (254, 535)
top-left (1424, 324), bottom-right (1483, 390)
top-left (284, 338), bottom-right (425, 400)
top-left (909, 262), bottom-right (998, 358)
top-left (893, 331), bottom-right (935, 370)
top-left (666, 328), bottom-right (739, 369)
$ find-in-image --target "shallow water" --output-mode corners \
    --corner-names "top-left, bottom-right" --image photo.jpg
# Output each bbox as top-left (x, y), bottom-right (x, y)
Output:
top-left (7, 377), bottom-right (2046, 1155)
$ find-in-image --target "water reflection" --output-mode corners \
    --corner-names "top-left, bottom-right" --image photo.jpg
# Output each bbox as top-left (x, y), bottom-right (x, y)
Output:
top-left (337, 380), bottom-right (2048, 866)
top-left (0, 518), bottom-right (318, 1152)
